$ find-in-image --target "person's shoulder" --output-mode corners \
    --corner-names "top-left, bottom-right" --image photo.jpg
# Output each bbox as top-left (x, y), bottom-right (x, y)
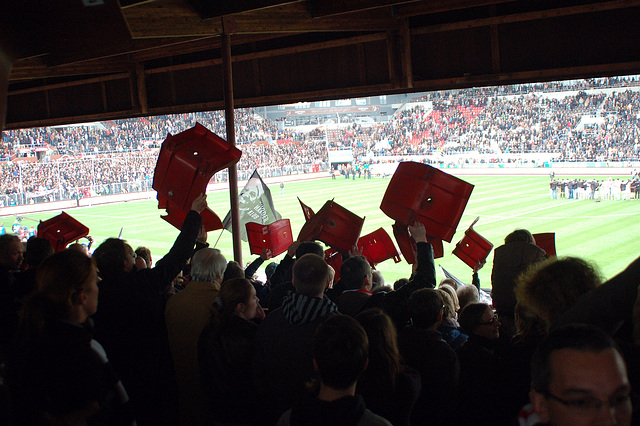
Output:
top-left (256, 306), bottom-right (286, 330)
top-left (358, 409), bottom-right (393, 426)
top-left (397, 365), bottom-right (422, 390)
top-left (276, 408), bottom-right (291, 426)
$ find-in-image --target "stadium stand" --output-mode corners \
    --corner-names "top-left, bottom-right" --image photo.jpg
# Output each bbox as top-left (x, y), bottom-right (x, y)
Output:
top-left (1, 76), bottom-right (639, 207)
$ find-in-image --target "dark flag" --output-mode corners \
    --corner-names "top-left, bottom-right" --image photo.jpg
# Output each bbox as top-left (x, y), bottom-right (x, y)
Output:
top-left (223, 170), bottom-right (282, 242)
top-left (439, 265), bottom-right (468, 288)
top-left (440, 264), bottom-right (493, 304)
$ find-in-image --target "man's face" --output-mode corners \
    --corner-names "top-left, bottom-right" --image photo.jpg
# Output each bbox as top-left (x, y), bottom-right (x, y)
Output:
top-left (123, 244), bottom-right (136, 272)
top-left (532, 348), bottom-right (632, 426)
top-left (2, 241), bottom-right (24, 270)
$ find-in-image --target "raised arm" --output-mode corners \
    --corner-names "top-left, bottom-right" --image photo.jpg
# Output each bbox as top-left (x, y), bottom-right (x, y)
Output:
top-left (147, 194), bottom-right (205, 289)
top-left (401, 222), bottom-right (436, 294)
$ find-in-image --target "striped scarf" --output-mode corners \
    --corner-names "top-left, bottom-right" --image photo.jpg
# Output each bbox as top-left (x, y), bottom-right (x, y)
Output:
top-left (281, 292), bottom-right (338, 325)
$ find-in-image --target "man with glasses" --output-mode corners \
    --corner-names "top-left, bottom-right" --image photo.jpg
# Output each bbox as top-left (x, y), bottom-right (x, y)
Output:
top-left (529, 323), bottom-right (632, 425)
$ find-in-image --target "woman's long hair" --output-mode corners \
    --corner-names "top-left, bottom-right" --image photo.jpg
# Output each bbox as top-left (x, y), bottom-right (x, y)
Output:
top-left (355, 308), bottom-right (403, 390)
top-left (18, 249), bottom-right (96, 343)
top-left (207, 278), bottom-right (253, 339)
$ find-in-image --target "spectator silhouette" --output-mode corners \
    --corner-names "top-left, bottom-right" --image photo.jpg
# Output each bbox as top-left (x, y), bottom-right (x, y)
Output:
top-left (9, 249), bottom-right (134, 425)
top-left (91, 193), bottom-right (207, 425)
top-left (277, 314), bottom-right (391, 426)
top-left (198, 278), bottom-right (265, 424)
top-left (253, 253), bottom-right (337, 423)
top-left (355, 308), bottom-right (420, 426)
top-left (165, 247), bottom-right (226, 425)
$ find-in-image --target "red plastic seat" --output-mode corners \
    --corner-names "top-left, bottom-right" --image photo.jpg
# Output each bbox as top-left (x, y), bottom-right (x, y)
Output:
top-left (380, 162), bottom-right (474, 243)
top-left (152, 122), bottom-right (241, 228)
top-left (157, 195), bottom-right (223, 232)
top-left (297, 200), bottom-right (364, 253)
top-left (533, 232), bottom-right (556, 257)
top-left (325, 248), bottom-right (343, 281)
top-left (246, 219), bottom-right (293, 259)
top-left (452, 217), bottom-right (494, 268)
top-left (37, 212), bottom-right (90, 252)
top-left (357, 227), bottom-right (401, 266)
top-left (392, 222), bottom-right (444, 263)
top-left (298, 197), bottom-right (315, 221)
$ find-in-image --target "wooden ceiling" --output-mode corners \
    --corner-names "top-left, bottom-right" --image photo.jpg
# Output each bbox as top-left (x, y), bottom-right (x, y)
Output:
top-left (4, 0), bottom-right (640, 130)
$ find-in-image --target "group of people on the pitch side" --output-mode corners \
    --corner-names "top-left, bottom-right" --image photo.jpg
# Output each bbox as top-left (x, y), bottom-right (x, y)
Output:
top-left (549, 176), bottom-right (640, 200)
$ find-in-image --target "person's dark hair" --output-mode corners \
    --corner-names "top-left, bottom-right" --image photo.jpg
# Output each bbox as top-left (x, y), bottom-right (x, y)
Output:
top-left (265, 262), bottom-right (278, 279)
top-left (513, 302), bottom-right (547, 344)
top-left (135, 246), bottom-right (152, 267)
top-left (457, 285), bottom-right (479, 311)
top-left (24, 236), bottom-right (54, 269)
top-left (19, 249), bottom-right (97, 342)
top-left (207, 278), bottom-right (254, 339)
top-left (0, 233), bottom-right (21, 255)
top-left (531, 324), bottom-right (619, 394)
top-left (313, 314), bottom-right (369, 390)
top-left (295, 241), bottom-right (324, 259)
top-left (355, 308), bottom-right (402, 390)
top-left (393, 278), bottom-right (409, 291)
top-left (408, 288), bottom-right (444, 328)
top-left (293, 253), bottom-right (330, 296)
top-left (515, 256), bottom-right (602, 330)
top-left (340, 255), bottom-right (371, 290)
top-left (92, 238), bottom-right (128, 278)
top-left (505, 229), bottom-right (535, 244)
top-left (458, 302), bottom-right (491, 335)
top-left (222, 260), bottom-right (244, 283)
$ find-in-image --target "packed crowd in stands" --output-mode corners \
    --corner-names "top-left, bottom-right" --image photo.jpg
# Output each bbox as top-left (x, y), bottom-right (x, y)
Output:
top-left (1, 194), bottom-right (639, 425)
top-left (1, 76), bottom-right (639, 205)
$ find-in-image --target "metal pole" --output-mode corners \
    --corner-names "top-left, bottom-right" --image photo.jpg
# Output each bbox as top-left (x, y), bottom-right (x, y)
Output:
top-left (222, 22), bottom-right (242, 265)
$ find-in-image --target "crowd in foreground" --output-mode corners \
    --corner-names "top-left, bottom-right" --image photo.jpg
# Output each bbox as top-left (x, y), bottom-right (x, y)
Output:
top-left (0, 194), bottom-right (639, 425)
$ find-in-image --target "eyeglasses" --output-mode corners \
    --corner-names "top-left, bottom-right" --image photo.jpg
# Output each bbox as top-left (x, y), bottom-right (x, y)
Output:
top-left (544, 390), bottom-right (631, 414)
top-left (478, 313), bottom-right (499, 326)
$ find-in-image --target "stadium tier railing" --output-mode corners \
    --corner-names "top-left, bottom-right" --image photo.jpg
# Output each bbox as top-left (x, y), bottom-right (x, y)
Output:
top-left (0, 163), bottom-right (328, 209)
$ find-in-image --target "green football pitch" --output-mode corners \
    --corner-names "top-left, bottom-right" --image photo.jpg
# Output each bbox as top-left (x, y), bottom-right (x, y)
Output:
top-left (9, 174), bottom-right (640, 288)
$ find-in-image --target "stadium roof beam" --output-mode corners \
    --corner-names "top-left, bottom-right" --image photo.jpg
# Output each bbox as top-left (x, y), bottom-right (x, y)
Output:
top-left (4, 0), bottom-right (640, 129)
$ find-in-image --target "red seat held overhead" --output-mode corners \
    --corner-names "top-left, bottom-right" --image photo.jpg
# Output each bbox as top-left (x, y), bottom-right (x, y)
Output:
top-left (452, 217), bottom-right (493, 268)
top-left (152, 122), bottom-right (241, 230)
top-left (37, 212), bottom-right (90, 252)
top-left (533, 232), bottom-right (556, 257)
top-left (158, 195), bottom-right (223, 232)
top-left (246, 219), bottom-right (293, 259)
top-left (297, 200), bottom-right (364, 254)
top-left (357, 227), bottom-right (401, 266)
top-left (325, 248), bottom-right (343, 282)
top-left (392, 222), bottom-right (444, 263)
top-left (380, 161), bottom-right (474, 243)
top-left (298, 197), bottom-right (315, 221)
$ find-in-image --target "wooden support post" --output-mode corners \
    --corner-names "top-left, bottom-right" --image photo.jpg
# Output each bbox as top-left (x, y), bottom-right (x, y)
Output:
top-left (0, 46), bottom-right (14, 134)
top-left (135, 61), bottom-right (148, 114)
top-left (222, 17), bottom-right (242, 265)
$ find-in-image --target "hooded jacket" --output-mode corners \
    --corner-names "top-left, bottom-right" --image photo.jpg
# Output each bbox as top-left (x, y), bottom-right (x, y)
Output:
top-left (253, 292), bottom-right (338, 422)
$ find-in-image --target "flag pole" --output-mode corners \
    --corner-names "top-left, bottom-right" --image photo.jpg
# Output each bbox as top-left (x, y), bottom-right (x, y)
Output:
top-left (222, 21), bottom-right (242, 266)
top-left (213, 229), bottom-right (224, 249)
